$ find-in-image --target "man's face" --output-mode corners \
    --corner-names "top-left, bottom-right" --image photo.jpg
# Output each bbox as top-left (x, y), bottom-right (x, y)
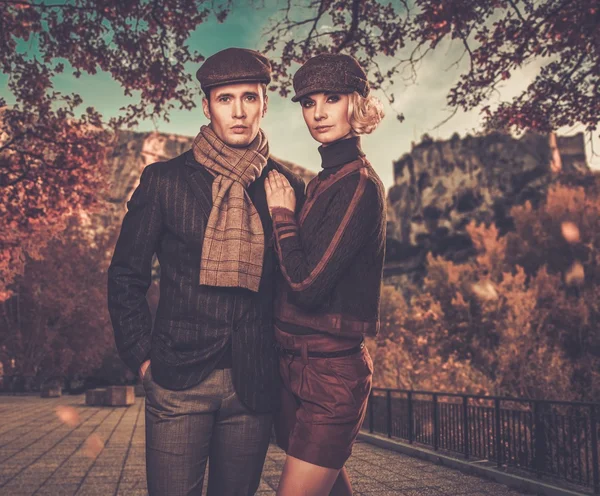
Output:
top-left (202, 82), bottom-right (268, 148)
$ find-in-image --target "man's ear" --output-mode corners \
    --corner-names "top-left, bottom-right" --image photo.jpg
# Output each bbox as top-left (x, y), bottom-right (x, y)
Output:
top-left (202, 97), bottom-right (211, 121)
top-left (262, 95), bottom-right (268, 117)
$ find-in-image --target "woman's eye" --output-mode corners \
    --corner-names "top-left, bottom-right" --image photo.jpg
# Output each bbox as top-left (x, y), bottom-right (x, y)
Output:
top-left (301, 100), bottom-right (314, 108)
top-left (327, 95), bottom-right (340, 103)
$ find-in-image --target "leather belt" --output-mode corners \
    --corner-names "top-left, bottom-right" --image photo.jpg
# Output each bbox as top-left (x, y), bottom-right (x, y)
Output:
top-left (273, 338), bottom-right (364, 358)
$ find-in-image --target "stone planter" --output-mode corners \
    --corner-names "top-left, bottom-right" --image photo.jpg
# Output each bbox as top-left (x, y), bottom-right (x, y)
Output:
top-left (40, 385), bottom-right (61, 398)
top-left (105, 386), bottom-right (134, 406)
top-left (85, 388), bottom-right (107, 406)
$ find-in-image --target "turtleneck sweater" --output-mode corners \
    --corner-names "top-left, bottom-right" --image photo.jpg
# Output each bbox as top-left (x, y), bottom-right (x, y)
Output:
top-left (271, 136), bottom-right (386, 338)
top-left (318, 135), bottom-right (365, 171)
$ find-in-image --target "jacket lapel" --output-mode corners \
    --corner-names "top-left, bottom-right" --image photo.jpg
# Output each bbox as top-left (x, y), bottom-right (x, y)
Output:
top-left (183, 150), bottom-right (214, 220)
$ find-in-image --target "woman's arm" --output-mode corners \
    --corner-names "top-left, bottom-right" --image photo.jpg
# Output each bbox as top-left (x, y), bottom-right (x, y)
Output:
top-left (266, 168), bottom-right (383, 311)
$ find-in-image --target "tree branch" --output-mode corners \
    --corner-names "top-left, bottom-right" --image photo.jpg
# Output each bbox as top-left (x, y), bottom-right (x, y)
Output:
top-left (336, 0), bottom-right (362, 52)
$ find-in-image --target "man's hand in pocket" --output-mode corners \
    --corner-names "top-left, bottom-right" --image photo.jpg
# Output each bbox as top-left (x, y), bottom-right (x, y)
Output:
top-left (139, 359), bottom-right (150, 382)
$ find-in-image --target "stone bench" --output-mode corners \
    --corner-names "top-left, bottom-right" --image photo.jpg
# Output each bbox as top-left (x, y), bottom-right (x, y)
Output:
top-left (40, 385), bottom-right (61, 398)
top-left (106, 385), bottom-right (134, 406)
top-left (85, 388), bottom-right (107, 406)
top-left (85, 386), bottom-right (134, 406)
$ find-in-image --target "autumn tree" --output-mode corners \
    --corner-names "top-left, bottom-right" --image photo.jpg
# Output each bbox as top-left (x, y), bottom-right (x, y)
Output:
top-left (0, 211), bottom-right (118, 390)
top-left (0, 0), bottom-right (230, 299)
top-left (366, 284), bottom-right (495, 394)
top-left (372, 174), bottom-right (600, 401)
top-left (505, 177), bottom-right (600, 397)
top-left (265, 0), bottom-right (600, 136)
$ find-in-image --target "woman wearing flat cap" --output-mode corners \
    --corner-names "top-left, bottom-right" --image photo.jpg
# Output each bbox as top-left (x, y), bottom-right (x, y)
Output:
top-left (265, 53), bottom-right (386, 496)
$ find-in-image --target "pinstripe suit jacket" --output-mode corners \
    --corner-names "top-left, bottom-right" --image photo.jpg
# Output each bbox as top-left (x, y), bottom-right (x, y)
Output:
top-left (107, 150), bottom-right (305, 413)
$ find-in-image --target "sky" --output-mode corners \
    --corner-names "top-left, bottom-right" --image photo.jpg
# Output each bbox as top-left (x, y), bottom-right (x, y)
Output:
top-left (2, 1), bottom-right (598, 192)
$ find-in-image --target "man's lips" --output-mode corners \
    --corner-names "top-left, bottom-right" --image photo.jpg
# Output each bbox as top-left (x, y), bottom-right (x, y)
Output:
top-left (231, 125), bottom-right (248, 130)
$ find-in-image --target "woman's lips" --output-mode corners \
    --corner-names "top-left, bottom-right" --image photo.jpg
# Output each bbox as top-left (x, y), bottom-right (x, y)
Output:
top-left (314, 125), bottom-right (333, 133)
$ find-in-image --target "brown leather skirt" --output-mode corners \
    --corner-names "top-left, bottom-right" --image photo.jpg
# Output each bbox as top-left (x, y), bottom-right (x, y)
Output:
top-left (273, 326), bottom-right (373, 470)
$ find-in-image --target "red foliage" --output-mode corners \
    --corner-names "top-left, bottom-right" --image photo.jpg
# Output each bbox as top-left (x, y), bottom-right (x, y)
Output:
top-left (264, 0), bottom-right (600, 133)
top-left (0, 0), bottom-right (230, 300)
top-left (0, 211), bottom-right (118, 386)
top-left (373, 177), bottom-right (600, 401)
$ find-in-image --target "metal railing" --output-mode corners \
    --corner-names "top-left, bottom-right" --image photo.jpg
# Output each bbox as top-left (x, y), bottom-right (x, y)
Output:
top-left (362, 388), bottom-right (600, 494)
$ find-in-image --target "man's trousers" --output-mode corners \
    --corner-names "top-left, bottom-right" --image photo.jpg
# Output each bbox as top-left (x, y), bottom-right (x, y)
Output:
top-left (143, 365), bottom-right (273, 496)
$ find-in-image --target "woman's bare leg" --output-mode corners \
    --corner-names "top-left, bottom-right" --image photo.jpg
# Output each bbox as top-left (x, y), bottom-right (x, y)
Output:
top-left (276, 455), bottom-right (340, 496)
top-left (329, 467), bottom-right (352, 496)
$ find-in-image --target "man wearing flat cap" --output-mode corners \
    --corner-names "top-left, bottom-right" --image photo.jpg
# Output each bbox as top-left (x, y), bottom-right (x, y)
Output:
top-left (108, 47), bottom-right (305, 496)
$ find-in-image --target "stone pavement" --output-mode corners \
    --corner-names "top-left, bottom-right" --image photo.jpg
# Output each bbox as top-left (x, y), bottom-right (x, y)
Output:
top-left (0, 395), bottom-right (533, 496)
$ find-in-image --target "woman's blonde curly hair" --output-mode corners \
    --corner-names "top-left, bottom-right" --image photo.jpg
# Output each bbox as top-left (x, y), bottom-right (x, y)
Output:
top-left (347, 92), bottom-right (385, 135)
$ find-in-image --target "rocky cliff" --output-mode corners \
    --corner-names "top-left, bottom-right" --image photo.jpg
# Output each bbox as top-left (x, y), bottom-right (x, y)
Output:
top-left (105, 130), bottom-right (194, 207)
top-left (105, 130), bottom-right (316, 208)
top-left (385, 131), bottom-right (591, 288)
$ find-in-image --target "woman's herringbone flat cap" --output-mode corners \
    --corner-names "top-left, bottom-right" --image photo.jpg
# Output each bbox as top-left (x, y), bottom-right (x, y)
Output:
top-left (291, 53), bottom-right (369, 102)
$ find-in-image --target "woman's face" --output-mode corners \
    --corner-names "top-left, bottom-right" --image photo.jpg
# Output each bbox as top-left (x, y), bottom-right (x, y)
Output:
top-left (300, 92), bottom-right (353, 146)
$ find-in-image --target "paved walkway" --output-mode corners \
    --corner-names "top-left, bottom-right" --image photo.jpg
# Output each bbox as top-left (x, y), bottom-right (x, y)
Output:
top-left (0, 395), bottom-right (533, 495)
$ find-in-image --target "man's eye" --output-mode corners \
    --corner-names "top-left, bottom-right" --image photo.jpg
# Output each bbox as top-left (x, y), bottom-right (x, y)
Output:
top-left (246, 95), bottom-right (257, 101)
top-left (218, 97), bottom-right (230, 102)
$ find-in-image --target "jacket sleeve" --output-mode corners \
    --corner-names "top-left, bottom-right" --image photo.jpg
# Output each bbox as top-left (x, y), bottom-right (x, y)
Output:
top-left (272, 169), bottom-right (382, 310)
top-left (107, 164), bottom-right (163, 374)
top-left (292, 175), bottom-right (306, 213)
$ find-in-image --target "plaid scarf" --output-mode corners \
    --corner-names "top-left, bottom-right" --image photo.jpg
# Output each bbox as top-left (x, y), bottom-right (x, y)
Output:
top-left (192, 125), bottom-right (269, 292)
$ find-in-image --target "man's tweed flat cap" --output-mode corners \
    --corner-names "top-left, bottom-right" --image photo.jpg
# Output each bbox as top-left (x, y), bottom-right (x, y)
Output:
top-left (291, 53), bottom-right (370, 102)
top-left (196, 47), bottom-right (271, 91)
